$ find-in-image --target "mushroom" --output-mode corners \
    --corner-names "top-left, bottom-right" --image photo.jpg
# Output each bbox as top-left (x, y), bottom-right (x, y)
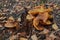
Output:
top-left (4, 16), bottom-right (20, 28)
top-left (27, 4), bottom-right (53, 30)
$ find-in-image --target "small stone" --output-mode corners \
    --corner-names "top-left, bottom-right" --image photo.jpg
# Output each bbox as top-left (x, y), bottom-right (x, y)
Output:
top-left (10, 3), bottom-right (12, 6)
top-left (42, 29), bottom-right (49, 34)
top-left (20, 37), bottom-right (28, 40)
top-left (17, 18), bottom-right (21, 22)
top-left (4, 4), bottom-right (6, 7)
top-left (52, 23), bottom-right (59, 30)
top-left (50, 33), bottom-right (56, 38)
top-left (31, 34), bottom-right (38, 40)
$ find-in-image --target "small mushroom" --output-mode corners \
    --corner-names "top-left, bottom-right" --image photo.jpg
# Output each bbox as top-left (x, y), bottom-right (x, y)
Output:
top-left (4, 21), bottom-right (15, 28)
top-left (4, 21), bottom-right (20, 29)
top-left (4, 16), bottom-right (15, 28)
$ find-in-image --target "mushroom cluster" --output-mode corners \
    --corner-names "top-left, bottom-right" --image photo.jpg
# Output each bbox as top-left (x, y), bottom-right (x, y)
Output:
top-left (27, 4), bottom-right (53, 30)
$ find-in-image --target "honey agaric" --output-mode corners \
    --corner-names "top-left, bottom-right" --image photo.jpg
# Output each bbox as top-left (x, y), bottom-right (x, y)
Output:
top-left (27, 5), bottom-right (53, 30)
